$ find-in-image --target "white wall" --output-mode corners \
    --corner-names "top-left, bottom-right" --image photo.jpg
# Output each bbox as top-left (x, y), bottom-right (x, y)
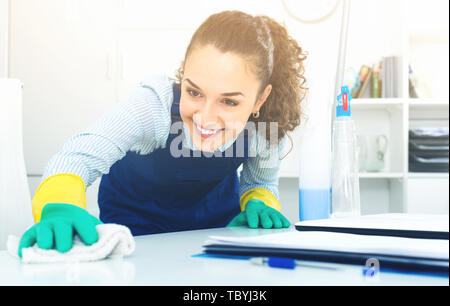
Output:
top-left (0, 0), bottom-right (8, 77)
top-left (4, 0), bottom-right (449, 224)
top-left (10, 0), bottom-right (346, 223)
top-left (10, 0), bottom-right (118, 176)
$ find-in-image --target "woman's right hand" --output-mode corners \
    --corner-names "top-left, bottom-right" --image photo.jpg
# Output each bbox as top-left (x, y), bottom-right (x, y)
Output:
top-left (18, 203), bottom-right (102, 258)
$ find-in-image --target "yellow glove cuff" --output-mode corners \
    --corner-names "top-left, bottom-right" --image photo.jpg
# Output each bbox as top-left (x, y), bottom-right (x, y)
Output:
top-left (239, 188), bottom-right (282, 212)
top-left (32, 173), bottom-right (87, 223)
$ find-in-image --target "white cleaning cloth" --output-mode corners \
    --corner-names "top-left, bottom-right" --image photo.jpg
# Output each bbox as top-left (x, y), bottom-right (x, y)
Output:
top-left (7, 224), bottom-right (135, 264)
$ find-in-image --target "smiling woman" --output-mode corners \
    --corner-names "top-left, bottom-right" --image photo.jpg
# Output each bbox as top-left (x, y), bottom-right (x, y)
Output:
top-left (175, 10), bottom-right (308, 151)
top-left (179, 44), bottom-right (270, 152)
top-left (20, 10), bottom-right (307, 256)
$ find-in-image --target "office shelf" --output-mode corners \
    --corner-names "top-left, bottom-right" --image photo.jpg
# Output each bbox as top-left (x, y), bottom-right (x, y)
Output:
top-left (359, 172), bottom-right (404, 179)
top-left (340, 0), bottom-right (448, 214)
top-left (408, 172), bottom-right (449, 179)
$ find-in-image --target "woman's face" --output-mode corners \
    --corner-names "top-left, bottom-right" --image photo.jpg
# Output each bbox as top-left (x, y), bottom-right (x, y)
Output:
top-left (179, 44), bottom-right (271, 152)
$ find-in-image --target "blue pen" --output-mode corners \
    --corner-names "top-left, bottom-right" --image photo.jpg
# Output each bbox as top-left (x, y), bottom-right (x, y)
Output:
top-left (250, 257), bottom-right (341, 270)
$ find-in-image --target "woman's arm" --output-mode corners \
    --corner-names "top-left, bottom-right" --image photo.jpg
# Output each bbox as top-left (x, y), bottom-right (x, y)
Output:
top-left (238, 132), bottom-right (291, 212)
top-left (42, 76), bottom-right (173, 188)
top-left (32, 75), bottom-right (174, 221)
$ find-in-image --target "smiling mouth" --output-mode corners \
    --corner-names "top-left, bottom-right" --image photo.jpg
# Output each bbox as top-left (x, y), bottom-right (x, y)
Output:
top-left (193, 122), bottom-right (224, 139)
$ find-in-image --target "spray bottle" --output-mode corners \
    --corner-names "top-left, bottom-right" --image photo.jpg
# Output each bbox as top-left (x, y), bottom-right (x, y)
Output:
top-left (297, 0), bottom-right (352, 221)
top-left (331, 86), bottom-right (360, 217)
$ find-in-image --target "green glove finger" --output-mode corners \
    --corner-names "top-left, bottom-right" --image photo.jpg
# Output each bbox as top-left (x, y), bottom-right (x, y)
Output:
top-left (90, 214), bottom-right (103, 226)
top-left (246, 207), bottom-right (260, 229)
top-left (36, 223), bottom-right (53, 250)
top-left (73, 218), bottom-right (99, 245)
top-left (263, 205), bottom-right (290, 228)
top-left (18, 227), bottom-right (37, 258)
top-left (226, 212), bottom-right (247, 227)
top-left (53, 221), bottom-right (74, 253)
top-left (269, 212), bottom-right (283, 229)
top-left (259, 211), bottom-right (273, 229)
top-left (279, 214), bottom-right (291, 228)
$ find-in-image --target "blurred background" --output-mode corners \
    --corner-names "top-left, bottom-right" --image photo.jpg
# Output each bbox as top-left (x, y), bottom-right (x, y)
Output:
top-left (0, 0), bottom-right (448, 226)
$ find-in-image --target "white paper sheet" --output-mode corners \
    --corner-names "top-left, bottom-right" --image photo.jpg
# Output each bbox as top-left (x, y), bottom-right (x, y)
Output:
top-left (205, 230), bottom-right (449, 261)
top-left (295, 213), bottom-right (449, 233)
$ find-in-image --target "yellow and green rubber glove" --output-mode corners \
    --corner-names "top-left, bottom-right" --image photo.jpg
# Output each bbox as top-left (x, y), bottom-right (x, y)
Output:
top-left (227, 199), bottom-right (291, 229)
top-left (18, 203), bottom-right (102, 258)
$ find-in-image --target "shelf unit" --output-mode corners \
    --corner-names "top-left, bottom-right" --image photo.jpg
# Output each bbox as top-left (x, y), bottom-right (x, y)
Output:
top-left (279, 0), bottom-right (449, 215)
top-left (347, 0), bottom-right (449, 214)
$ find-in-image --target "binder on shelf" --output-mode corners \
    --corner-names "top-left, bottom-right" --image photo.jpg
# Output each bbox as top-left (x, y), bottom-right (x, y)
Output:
top-left (363, 56), bottom-right (402, 98)
top-left (372, 64), bottom-right (380, 98)
top-left (356, 66), bottom-right (373, 98)
top-left (352, 65), bottom-right (369, 98)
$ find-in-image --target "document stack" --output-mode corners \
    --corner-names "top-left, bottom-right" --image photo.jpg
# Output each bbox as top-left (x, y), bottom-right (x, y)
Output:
top-left (203, 214), bottom-right (449, 274)
top-left (409, 127), bottom-right (449, 173)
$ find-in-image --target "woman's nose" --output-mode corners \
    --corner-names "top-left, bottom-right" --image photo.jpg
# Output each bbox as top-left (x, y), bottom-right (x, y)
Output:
top-left (197, 100), bottom-right (218, 125)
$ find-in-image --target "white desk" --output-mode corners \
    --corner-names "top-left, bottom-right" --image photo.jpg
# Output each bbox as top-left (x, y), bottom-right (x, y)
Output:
top-left (0, 227), bottom-right (448, 285)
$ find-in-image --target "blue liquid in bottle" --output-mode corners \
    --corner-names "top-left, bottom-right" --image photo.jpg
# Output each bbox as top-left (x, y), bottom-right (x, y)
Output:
top-left (299, 188), bottom-right (331, 221)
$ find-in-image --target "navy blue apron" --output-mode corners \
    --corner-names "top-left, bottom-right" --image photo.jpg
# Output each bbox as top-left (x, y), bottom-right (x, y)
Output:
top-left (98, 82), bottom-right (252, 236)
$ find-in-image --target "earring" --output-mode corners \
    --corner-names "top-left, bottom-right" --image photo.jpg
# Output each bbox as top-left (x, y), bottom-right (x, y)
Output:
top-left (252, 111), bottom-right (260, 119)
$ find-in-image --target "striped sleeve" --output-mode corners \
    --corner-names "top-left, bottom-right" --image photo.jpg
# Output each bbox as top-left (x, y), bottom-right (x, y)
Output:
top-left (238, 132), bottom-right (291, 210)
top-left (41, 75), bottom-right (174, 188)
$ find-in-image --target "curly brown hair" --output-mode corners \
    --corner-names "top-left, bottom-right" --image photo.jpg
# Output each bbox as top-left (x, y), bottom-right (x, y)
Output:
top-left (175, 10), bottom-right (307, 155)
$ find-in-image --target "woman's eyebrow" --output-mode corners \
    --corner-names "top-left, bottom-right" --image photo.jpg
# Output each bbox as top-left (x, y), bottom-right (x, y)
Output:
top-left (185, 78), bottom-right (245, 97)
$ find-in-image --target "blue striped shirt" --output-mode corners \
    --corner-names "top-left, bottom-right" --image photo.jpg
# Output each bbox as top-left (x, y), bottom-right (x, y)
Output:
top-left (42, 75), bottom-right (290, 201)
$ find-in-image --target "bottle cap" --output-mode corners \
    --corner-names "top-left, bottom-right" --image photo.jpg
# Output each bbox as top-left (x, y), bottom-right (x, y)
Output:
top-left (336, 85), bottom-right (352, 117)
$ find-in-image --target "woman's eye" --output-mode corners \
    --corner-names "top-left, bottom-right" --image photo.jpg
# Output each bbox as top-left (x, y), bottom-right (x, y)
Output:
top-left (187, 89), bottom-right (201, 97)
top-left (186, 88), bottom-right (237, 106)
top-left (224, 99), bottom-right (238, 107)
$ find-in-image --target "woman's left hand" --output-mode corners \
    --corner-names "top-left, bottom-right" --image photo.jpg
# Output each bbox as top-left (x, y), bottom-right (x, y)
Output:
top-left (227, 199), bottom-right (291, 229)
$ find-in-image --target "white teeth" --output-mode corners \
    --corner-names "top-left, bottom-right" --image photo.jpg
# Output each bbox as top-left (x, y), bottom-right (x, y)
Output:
top-left (195, 123), bottom-right (220, 135)
top-left (202, 129), bottom-right (216, 134)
